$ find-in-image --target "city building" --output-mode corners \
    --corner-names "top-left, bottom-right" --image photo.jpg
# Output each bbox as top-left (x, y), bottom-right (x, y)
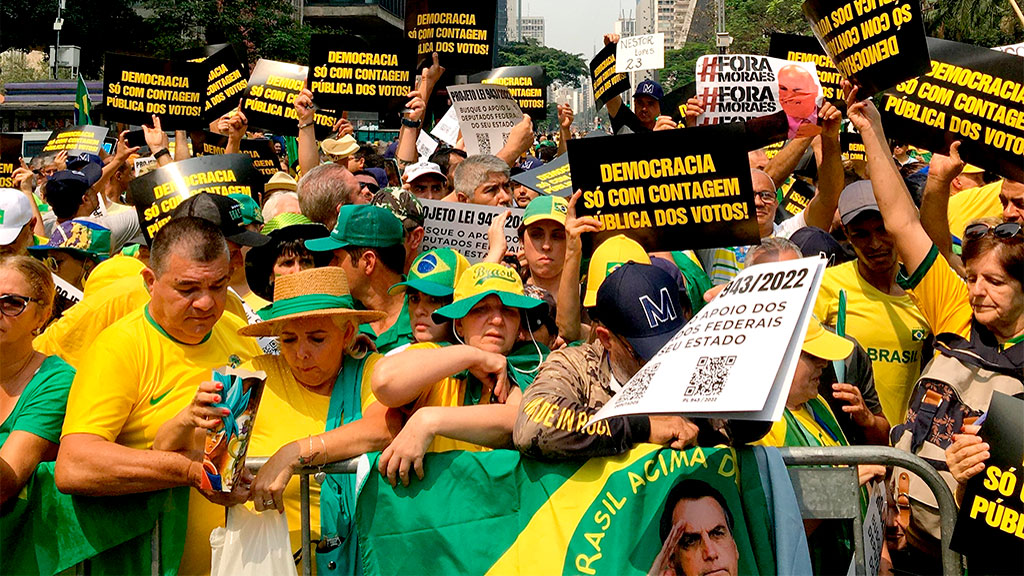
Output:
top-left (520, 16), bottom-right (545, 44)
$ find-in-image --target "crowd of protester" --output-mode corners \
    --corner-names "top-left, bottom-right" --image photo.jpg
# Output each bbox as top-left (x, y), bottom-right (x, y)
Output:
top-left (0, 35), bottom-right (1022, 576)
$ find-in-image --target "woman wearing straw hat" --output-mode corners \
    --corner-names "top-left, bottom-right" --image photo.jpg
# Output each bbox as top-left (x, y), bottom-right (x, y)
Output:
top-left (237, 267), bottom-right (398, 574)
top-left (371, 262), bottom-right (550, 487)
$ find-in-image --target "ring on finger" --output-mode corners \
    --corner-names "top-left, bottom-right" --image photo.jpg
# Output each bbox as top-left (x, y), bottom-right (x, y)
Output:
top-left (263, 498), bottom-right (274, 507)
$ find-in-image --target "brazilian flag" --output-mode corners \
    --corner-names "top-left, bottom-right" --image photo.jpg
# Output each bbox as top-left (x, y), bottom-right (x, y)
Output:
top-left (358, 446), bottom-right (799, 575)
top-left (75, 75), bottom-right (92, 126)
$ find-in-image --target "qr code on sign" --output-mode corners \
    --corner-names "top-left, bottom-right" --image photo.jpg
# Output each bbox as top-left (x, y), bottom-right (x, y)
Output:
top-left (613, 362), bottom-right (659, 407)
top-left (475, 133), bottom-right (491, 154)
top-left (684, 356), bottom-right (736, 399)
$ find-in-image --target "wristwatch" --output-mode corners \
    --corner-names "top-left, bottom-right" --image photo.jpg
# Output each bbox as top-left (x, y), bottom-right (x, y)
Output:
top-left (297, 120), bottom-right (315, 129)
top-left (153, 148), bottom-right (170, 160)
top-left (401, 117), bottom-right (422, 129)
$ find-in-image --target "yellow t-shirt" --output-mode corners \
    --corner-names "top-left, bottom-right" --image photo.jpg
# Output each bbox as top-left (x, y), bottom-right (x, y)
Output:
top-left (756, 397), bottom-right (844, 448)
top-left (223, 353), bottom-right (380, 565)
top-left (61, 306), bottom-right (260, 576)
top-left (404, 342), bottom-right (490, 454)
top-left (947, 181), bottom-right (1004, 240)
top-left (814, 261), bottom-right (931, 425)
top-left (35, 274), bottom-right (249, 368)
top-left (898, 245), bottom-right (972, 340)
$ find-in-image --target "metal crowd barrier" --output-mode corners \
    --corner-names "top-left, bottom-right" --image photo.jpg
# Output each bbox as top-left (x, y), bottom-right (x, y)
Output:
top-left (96, 447), bottom-right (962, 576)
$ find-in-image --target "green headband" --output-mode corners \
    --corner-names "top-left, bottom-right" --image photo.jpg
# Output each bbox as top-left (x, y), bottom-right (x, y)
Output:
top-left (257, 294), bottom-right (357, 322)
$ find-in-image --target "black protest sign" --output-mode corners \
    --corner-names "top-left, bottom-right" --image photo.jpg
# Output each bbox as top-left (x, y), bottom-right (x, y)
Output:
top-left (129, 154), bottom-right (263, 242)
top-left (951, 392), bottom-right (1024, 572)
top-left (189, 131), bottom-right (278, 183)
top-left (662, 81), bottom-right (697, 123)
top-left (842, 131), bottom-right (866, 161)
top-left (470, 66), bottom-right (547, 121)
top-left (307, 34), bottom-right (413, 113)
top-left (566, 123), bottom-right (759, 253)
top-left (511, 154), bottom-right (572, 197)
top-left (779, 177), bottom-right (816, 217)
top-left (768, 33), bottom-right (844, 102)
top-left (103, 53), bottom-right (207, 130)
top-left (405, 0), bottom-right (497, 74)
top-left (802, 0), bottom-right (929, 96)
top-left (878, 38), bottom-right (1024, 182)
top-left (590, 43), bottom-right (630, 108)
top-left (242, 59), bottom-right (339, 139)
top-left (0, 134), bottom-right (23, 188)
top-left (178, 44), bottom-right (250, 121)
top-left (41, 125), bottom-right (109, 156)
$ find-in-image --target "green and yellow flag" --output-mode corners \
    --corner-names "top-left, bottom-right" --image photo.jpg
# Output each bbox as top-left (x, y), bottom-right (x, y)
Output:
top-left (358, 446), bottom-right (792, 575)
top-left (75, 75), bottom-right (92, 126)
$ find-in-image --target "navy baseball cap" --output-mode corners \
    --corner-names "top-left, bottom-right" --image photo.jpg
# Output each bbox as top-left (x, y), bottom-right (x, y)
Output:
top-left (519, 156), bottom-right (544, 171)
top-left (595, 261), bottom-right (685, 362)
top-left (66, 152), bottom-right (103, 171)
top-left (46, 165), bottom-right (103, 198)
top-left (633, 79), bottom-right (664, 101)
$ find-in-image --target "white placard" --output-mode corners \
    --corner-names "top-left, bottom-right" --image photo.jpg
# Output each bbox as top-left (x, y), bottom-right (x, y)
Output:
top-left (592, 256), bottom-right (826, 423)
top-left (993, 42), bottom-right (1024, 58)
top-left (615, 33), bottom-right (665, 73)
top-left (695, 54), bottom-right (823, 140)
top-left (416, 130), bottom-right (439, 162)
top-left (848, 481), bottom-right (886, 576)
top-left (134, 156), bottom-right (158, 177)
top-left (52, 272), bottom-right (83, 307)
top-left (430, 106), bottom-right (460, 146)
top-left (419, 199), bottom-right (524, 263)
top-left (447, 83), bottom-right (523, 157)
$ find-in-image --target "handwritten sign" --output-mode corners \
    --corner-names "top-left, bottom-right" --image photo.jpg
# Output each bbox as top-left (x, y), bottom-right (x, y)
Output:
top-left (616, 33), bottom-right (665, 74)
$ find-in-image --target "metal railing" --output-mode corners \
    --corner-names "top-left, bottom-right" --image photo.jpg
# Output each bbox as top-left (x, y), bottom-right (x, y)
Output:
top-left (778, 446), bottom-right (963, 576)
top-left (95, 446), bottom-right (963, 576)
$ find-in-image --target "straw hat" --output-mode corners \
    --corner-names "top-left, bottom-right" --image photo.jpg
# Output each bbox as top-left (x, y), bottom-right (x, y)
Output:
top-left (321, 135), bottom-right (360, 158)
top-left (238, 267), bottom-right (385, 337)
top-left (264, 171), bottom-right (297, 194)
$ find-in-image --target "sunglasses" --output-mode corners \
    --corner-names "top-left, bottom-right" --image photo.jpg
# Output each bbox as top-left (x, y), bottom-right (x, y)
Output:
top-left (0, 294), bottom-right (42, 317)
top-left (964, 222), bottom-right (1023, 241)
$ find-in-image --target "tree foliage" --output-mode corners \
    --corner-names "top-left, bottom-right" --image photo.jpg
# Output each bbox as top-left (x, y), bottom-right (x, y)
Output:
top-left (660, 41), bottom-right (714, 92)
top-left (497, 38), bottom-right (588, 89)
top-left (722, 0), bottom-right (808, 55)
top-left (924, 0), bottom-right (1022, 47)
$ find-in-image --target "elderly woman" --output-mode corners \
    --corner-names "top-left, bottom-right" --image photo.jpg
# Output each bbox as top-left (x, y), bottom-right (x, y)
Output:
top-left (846, 83), bottom-right (1023, 569)
top-left (240, 266), bottom-right (396, 573)
top-left (0, 256), bottom-right (75, 569)
top-left (371, 262), bottom-right (548, 487)
top-left (0, 256), bottom-right (74, 502)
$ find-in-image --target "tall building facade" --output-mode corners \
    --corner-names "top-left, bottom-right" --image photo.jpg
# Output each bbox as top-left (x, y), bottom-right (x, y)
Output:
top-left (520, 16), bottom-right (545, 44)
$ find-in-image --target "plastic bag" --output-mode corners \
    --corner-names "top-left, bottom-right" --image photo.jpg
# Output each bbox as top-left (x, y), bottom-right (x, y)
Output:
top-left (211, 506), bottom-right (297, 576)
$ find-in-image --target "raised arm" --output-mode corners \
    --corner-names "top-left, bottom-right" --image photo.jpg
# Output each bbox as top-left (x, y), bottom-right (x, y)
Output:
top-left (295, 87), bottom-right (321, 178)
top-left (763, 137), bottom-right (814, 189)
top-left (142, 115), bottom-right (172, 167)
top-left (396, 52), bottom-right (445, 171)
top-left (556, 191), bottom-right (602, 342)
top-left (919, 142), bottom-right (965, 269)
top-left (844, 83), bottom-right (933, 274)
top-left (173, 130), bottom-right (191, 161)
top-left (556, 103), bottom-right (574, 157)
top-left (496, 114), bottom-right (535, 167)
top-left (802, 102), bottom-right (844, 231)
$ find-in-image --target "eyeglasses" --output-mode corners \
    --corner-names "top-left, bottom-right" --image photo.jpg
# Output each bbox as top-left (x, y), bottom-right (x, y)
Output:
top-left (754, 190), bottom-right (777, 203)
top-left (964, 222), bottom-right (1023, 241)
top-left (0, 294), bottom-right (42, 317)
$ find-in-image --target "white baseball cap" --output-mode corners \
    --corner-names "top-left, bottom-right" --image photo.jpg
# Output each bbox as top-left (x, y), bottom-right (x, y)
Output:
top-left (403, 161), bottom-right (446, 184)
top-left (838, 180), bottom-right (880, 226)
top-left (0, 189), bottom-right (33, 246)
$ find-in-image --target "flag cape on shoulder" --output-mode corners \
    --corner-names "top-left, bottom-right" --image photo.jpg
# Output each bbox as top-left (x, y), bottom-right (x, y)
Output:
top-left (358, 445), bottom-right (808, 575)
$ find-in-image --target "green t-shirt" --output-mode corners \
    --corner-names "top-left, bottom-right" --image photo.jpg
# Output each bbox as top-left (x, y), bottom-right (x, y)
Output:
top-left (360, 298), bottom-right (414, 355)
top-left (0, 355), bottom-right (75, 446)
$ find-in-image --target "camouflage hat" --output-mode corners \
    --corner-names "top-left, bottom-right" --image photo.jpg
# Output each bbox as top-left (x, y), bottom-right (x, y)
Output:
top-left (372, 187), bottom-right (425, 229)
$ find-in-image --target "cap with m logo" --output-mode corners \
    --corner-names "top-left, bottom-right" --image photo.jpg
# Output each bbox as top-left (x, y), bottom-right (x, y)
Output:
top-left (595, 261), bottom-right (685, 362)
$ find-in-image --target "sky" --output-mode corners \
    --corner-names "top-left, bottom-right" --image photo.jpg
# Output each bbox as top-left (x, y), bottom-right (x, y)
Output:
top-left (520, 0), bottom-right (630, 60)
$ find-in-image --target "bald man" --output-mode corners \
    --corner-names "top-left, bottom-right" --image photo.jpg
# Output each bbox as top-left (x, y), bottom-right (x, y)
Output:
top-left (778, 65), bottom-right (820, 139)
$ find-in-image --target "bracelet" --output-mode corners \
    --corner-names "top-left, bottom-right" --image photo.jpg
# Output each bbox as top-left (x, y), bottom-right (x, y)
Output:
top-left (401, 117), bottom-right (422, 129)
top-left (297, 120), bottom-right (315, 129)
top-left (153, 148), bottom-right (170, 160)
top-left (396, 156), bottom-right (417, 165)
top-left (297, 435), bottom-right (314, 465)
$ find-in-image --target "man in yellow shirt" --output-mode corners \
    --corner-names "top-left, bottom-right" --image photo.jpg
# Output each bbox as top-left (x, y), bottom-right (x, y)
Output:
top-left (814, 181), bottom-right (930, 426)
top-left (34, 193), bottom-right (266, 366)
top-left (55, 217), bottom-right (262, 575)
top-left (947, 178), bottom-right (1024, 243)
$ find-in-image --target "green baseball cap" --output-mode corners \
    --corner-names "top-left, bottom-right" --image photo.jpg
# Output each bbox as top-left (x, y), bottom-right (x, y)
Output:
top-left (519, 195), bottom-right (568, 233)
top-left (432, 262), bottom-right (544, 322)
top-left (388, 248), bottom-right (470, 297)
top-left (305, 204), bottom-right (404, 252)
top-left (29, 219), bottom-right (112, 262)
top-left (228, 193), bottom-right (264, 226)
